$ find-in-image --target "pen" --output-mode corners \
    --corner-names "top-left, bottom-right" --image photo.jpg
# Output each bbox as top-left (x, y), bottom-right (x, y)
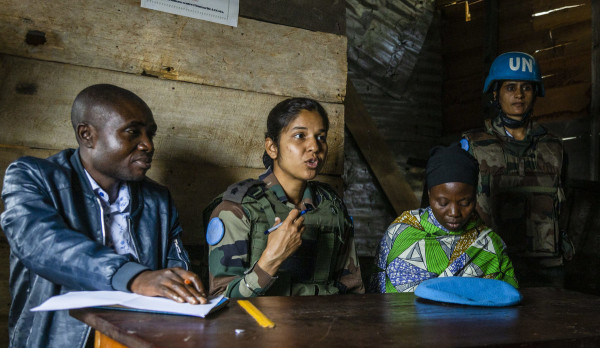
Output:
top-left (264, 209), bottom-right (308, 235)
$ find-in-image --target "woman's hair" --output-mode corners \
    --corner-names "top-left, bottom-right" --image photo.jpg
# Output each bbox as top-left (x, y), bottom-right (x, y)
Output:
top-left (262, 98), bottom-right (329, 169)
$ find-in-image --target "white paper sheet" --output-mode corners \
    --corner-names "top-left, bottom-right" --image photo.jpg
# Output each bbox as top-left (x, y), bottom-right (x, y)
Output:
top-left (31, 291), bottom-right (227, 318)
top-left (141, 0), bottom-right (239, 27)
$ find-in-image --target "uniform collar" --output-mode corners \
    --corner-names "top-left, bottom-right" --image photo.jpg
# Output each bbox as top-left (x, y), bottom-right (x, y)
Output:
top-left (259, 167), bottom-right (315, 210)
top-left (489, 116), bottom-right (547, 141)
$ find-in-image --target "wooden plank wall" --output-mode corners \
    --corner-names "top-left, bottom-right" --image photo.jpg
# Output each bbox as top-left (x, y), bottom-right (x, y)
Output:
top-left (438, 0), bottom-right (592, 181)
top-left (439, 0), bottom-right (591, 132)
top-left (0, 1), bottom-right (347, 345)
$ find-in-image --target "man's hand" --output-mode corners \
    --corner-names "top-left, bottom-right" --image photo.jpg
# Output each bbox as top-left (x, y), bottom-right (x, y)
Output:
top-left (257, 209), bottom-right (306, 276)
top-left (129, 268), bottom-right (208, 304)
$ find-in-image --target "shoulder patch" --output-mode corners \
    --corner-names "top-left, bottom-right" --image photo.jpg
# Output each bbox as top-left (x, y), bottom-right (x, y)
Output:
top-left (206, 217), bottom-right (225, 246)
top-left (223, 178), bottom-right (264, 204)
top-left (460, 138), bottom-right (470, 151)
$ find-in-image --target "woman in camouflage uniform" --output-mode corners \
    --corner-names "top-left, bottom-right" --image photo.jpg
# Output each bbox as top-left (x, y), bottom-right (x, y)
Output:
top-left (461, 52), bottom-right (573, 287)
top-left (205, 98), bottom-right (364, 298)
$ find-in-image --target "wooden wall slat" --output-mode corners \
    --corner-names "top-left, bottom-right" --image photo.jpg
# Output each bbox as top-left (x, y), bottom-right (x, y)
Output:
top-left (444, 21), bottom-right (591, 88)
top-left (539, 54), bottom-right (591, 90)
top-left (533, 0), bottom-right (591, 12)
top-left (0, 0), bottom-right (347, 103)
top-left (442, 102), bottom-right (483, 134)
top-left (240, 0), bottom-right (345, 35)
top-left (534, 82), bottom-right (591, 120)
top-left (532, 1), bottom-right (591, 32)
top-left (441, 2), bottom-right (485, 54)
top-left (0, 54), bottom-right (345, 175)
top-left (436, 0), bottom-right (460, 7)
top-left (442, 19), bottom-right (485, 54)
top-left (442, 48), bottom-right (483, 80)
top-left (533, 34), bottom-right (592, 61)
top-left (499, 20), bottom-right (590, 55)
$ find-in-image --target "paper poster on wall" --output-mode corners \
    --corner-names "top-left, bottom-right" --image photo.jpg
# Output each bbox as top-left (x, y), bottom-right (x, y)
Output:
top-left (141, 0), bottom-right (239, 27)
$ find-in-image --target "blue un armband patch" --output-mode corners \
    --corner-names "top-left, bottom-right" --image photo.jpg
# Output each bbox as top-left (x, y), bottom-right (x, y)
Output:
top-left (206, 217), bottom-right (225, 246)
top-left (460, 138), bottom-right (470, 152)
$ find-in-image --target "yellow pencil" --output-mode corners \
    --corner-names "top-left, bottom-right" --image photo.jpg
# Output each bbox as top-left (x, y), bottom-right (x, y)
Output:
top-left (237, 300), bottom-right (276, 328)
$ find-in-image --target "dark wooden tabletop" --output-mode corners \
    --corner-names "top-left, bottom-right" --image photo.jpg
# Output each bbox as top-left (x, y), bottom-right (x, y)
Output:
top-left (70, 287), bottom-right (600, 347)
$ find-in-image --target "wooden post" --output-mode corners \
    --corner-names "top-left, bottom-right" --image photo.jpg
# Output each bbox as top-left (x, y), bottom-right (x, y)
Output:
top-left (344, 80), bottom-right (419, 215)
top-left (592, 0), bottom-right (600, 181)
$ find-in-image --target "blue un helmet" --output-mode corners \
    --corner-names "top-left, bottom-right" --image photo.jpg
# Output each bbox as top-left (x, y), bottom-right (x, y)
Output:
top-left (483, 52), bottom-right (545, 97)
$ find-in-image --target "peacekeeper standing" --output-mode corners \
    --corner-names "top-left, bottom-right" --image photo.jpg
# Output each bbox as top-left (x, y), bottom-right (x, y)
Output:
top-left (205, 98), bottom-right (364, 297)
top-left (461, 52), bottom-right (574, 287)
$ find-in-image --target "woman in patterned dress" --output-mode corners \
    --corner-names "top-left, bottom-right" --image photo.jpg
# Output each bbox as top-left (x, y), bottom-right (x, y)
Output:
top-left (369, 143), bottom-right (518, 293)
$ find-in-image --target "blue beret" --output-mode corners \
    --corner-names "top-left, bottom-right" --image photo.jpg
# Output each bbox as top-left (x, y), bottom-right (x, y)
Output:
top-left (415, 277), bottom-right (522, 307)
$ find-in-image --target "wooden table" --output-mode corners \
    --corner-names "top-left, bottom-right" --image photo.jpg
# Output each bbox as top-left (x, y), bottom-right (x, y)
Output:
top-left (71, 288), bottom-right (600, 347)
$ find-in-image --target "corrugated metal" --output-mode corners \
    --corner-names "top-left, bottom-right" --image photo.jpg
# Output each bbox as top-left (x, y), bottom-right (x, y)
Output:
top-left (344, 0), bottom-right (443, 256)
top-left (347, 0), bottom-right (435, 98)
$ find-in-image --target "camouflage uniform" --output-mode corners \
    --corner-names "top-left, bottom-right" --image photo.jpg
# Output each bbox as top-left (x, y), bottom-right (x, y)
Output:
top-left (206, 170), bottom-right (364, 298)
top-left (462, 116), bottom-right (569, 277)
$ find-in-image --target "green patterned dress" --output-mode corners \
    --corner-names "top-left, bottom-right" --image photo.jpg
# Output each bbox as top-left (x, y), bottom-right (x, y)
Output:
top-left (370, 208), bottom-right (518, 293)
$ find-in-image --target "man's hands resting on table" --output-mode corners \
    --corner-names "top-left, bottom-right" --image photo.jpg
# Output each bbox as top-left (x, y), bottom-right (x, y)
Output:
top-left (130, 268), bottom-right (208, 304)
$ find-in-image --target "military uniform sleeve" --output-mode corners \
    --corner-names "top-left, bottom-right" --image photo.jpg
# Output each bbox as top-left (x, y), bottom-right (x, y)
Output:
top-left (333, 213), bottom-right (365, 294)
top-left (207, 201), bottom-right (276, 297)
top-left (462, 135), bottom-right (494, 227)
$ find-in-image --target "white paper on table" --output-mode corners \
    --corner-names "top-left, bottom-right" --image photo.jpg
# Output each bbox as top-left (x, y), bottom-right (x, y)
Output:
top-left (31, 291), bottom-right (227, 318)
top-left (141, 0), bottom-right (239, 27)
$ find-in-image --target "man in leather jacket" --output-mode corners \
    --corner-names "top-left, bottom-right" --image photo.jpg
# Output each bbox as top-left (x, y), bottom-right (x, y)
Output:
top-left (1, 84), bottom-right (207, 347)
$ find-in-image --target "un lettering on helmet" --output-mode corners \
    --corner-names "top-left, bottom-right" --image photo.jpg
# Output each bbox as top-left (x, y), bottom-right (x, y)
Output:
top-left (509, 57), bottom-right (534, 73)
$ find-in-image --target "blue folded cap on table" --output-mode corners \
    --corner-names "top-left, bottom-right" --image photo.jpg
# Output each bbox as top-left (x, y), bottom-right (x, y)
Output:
top-left (414, 277), bottom-right (522, 307)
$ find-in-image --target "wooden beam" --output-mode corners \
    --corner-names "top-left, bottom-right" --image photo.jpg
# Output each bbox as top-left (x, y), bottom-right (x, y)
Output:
top-left (0, 0), bottom-right (347, 103)
top-left (532, 0), bottom-right (591, 32)
top-left (344, 80), bottom-right (419, 216)
top-left (592, 0), bottom-right (600, 180)
top-left (0, 54), bottom-right (345, 175)
top-left (240, 0), bottom-right (346, 35)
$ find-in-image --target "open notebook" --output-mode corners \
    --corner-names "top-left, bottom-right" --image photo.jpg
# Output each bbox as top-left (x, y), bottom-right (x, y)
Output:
top-left (31, 291), bottom-right (228, 318)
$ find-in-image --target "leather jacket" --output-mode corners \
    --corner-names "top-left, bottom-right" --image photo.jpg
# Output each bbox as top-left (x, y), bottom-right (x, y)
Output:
top-left (1, 149), bottom-right (191, 348)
